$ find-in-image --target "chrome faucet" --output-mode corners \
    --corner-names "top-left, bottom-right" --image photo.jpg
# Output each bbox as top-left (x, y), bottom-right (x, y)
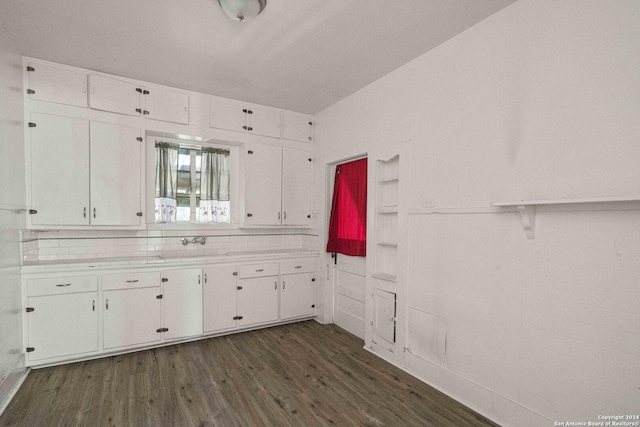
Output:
top-left (182, 236), bottom-right (206, 246)
top-left (192, 236), bottom-right (206, 245)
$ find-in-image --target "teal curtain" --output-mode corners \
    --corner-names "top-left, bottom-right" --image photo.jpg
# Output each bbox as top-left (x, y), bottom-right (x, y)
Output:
top-left (199, 147), bottom-right (230, 223)
top-left (154, 142), bottom-right (179, 223)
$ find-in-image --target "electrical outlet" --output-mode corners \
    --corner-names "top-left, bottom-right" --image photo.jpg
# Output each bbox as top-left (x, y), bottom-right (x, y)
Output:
top-left (423, 198), bottom-right (435, 208)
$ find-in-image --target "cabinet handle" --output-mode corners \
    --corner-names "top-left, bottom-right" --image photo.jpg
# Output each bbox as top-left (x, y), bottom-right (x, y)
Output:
top-left (126, 280), bottom-right (139, 283)
top-left (92, 300), bottom-right (95, 311)
top-left (106, 299), bottom-right (109, 310)
top-left (143, 110), bottom-right (149, 115)
top-left (204, 274), bottom-right (207, 284)
top-left (247, 127), bottom-right (253, 131)
top-left (198, 275), bottom-right (201, 284)
top-left (294, 266), bottom-right (302, 269)
top-left (274, 281), bottom-right (277, 290)
top-left (283, 211), bottom-right (287, 220)
top-left (255, 269), bottom-right (264, 272)
top-left (135, 108), bottom-right (142, 113)
top-left (283, 280), bottom-right (285, 290)
top-left (278, 211), bottom-right (281, 220)
top-left (56, 283), bottom-right (71, 287)
top-left (93, 207), bottom-right (96, 218)
top-left (243, 125), bottom-right (248, 130)
top-left (83, 207), bottom-right (86, 218)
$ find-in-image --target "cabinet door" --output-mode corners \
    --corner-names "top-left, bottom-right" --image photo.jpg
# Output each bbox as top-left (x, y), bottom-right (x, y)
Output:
top-left (281, 273), bottom-right (315, 320)
top-left (90, 122), bottom-right (143, 226)
top-left (89, 75), bottom-right (141, 117)
top-left (209, 98), bottom-right (246, 133)
top-left (244, 144), bottom-right (283, 225)
top-left (237, 276), bottom-right (279, 327)
top-left (102, 288), bottom-right (162, 350)
top-left (162, 269), bottom-right (203, 340)
top-left (145, 87), bottom-right (189, 124)
top-left (26, 293), bottom-right (98, 361)
top-left (373, 289), bottom-right (396, 344)
top-left (203, 264), bottom-right (238, 333)
top-left (26, 62), bottom-right (88, 107)
top-left (248, 107), bottom-right (281, 138)
top-left (282, 114), bottom-right (312, 143)
top-left (30, 113), bottom-right (90, 226)
top-left (282, 147), bottom-right (312, 226)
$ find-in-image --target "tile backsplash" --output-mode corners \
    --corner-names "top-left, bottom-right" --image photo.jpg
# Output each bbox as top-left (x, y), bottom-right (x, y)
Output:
top-left (22, 229), bottom-right (320, 263)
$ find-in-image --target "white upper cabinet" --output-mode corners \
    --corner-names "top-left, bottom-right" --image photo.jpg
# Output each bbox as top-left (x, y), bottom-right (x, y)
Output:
top-left (282, 113), bottom-right (313, 143)
top-left (28, 113), bottom-right (144, 228)
top-left (248, 107), bottom-right (281, 138)
top-left (26, 62), bottom-right (88, 108)
top-left (244, 144), bottom-right (284, 226)
top-left (209, 98), bottom-right (246, 132)
top-left (89, 74), bottom-right (141, 117)
top-left (30, 113), bottom-right (90, 226)
top-left (209, 98), bottom-right (281, 138)
top-left (244, 144), bottom-right (311, 227)
top-left (144, 86), bottom-right (189, 124)
top-left (90, 121), bottom-right (143, 226)
top-left (282, 147), bottom-right (312, 226)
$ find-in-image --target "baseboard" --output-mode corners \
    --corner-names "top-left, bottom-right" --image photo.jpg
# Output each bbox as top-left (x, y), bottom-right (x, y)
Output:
top-left (0, 355), bottom-right (29, 417)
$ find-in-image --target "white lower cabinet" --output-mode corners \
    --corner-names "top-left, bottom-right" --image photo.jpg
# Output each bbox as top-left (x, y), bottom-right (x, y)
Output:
top-left (24, 257), bottom-right (316, 366)
top-left (102, 287), bottom-right (162, 350)
top-left (280, 258), bottom-right (317, 320)
top-left (203, 264), bottom-right (238, 333)
top-left (237, 275), bottom-right (280, 327)
top-left (25, 275), bottom-right (99, 362)
top-left (281, 272), bottom-right (316, 320)
top-left (162, 268), bottom-right (203, 340)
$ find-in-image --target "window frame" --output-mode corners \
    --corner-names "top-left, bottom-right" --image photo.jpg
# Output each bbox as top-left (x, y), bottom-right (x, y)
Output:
top-left (145, 136), bottom-right (240, 230)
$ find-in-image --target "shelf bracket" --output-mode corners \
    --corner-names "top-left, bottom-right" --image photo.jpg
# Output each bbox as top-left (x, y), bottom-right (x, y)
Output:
top-left (517, 204), bottom-right (536, 239)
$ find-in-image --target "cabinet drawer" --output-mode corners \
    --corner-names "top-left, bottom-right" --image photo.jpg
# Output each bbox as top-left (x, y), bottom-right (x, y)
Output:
top-left (26, 276), bottom-right (98, 297)
top-left (237, 263), bottom-right (279, 279)
top-left (280, 258), bottom-right (316, 275)
top-left (101, 271), bottom-right (161, 291)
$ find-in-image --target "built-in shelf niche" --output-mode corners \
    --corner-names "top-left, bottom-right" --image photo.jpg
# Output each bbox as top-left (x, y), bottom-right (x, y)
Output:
top-left (374, 155), bottom-right (400, 282)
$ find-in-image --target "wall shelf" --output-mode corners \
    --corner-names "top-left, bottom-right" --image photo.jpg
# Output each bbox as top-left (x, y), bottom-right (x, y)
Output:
top-left (492, 196), bottom-right (640, 239)
top-left (374, 154), bottom-right (400, 278)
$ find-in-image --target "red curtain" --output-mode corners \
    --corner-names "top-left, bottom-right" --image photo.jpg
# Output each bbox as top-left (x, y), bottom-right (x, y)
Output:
top-left (326, 158), bottom-right (367, 256)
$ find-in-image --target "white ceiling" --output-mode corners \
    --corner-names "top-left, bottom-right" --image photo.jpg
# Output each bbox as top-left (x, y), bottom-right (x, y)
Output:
top-left (1, 0), bottom-right (516, 114)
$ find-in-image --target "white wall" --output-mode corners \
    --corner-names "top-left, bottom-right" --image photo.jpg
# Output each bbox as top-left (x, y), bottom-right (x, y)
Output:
top-left (0, 24), bottom-right (28, 413)
top-left (313, 1), bottom-right (640, 425)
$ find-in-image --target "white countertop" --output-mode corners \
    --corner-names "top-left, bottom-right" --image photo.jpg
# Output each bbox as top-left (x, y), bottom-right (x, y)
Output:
top-left (22, 249), bottom-right (319, 273)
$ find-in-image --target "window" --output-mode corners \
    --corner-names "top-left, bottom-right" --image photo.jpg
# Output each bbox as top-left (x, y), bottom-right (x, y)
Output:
top-left (154, 141), bottom-right (231, 224)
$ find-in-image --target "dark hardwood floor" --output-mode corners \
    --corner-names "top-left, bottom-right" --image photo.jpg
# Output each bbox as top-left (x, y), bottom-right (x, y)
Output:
top-left (1, 321), bottom-right (498, 426)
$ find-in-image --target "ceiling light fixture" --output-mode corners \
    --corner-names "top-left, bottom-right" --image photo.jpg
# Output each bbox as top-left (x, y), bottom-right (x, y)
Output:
top-left (218, 0), bottom-right (267, 22)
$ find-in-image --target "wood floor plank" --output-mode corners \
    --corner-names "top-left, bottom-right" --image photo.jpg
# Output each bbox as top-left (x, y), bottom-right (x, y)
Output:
top-left (0, 321), bottom-right (499, 427)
